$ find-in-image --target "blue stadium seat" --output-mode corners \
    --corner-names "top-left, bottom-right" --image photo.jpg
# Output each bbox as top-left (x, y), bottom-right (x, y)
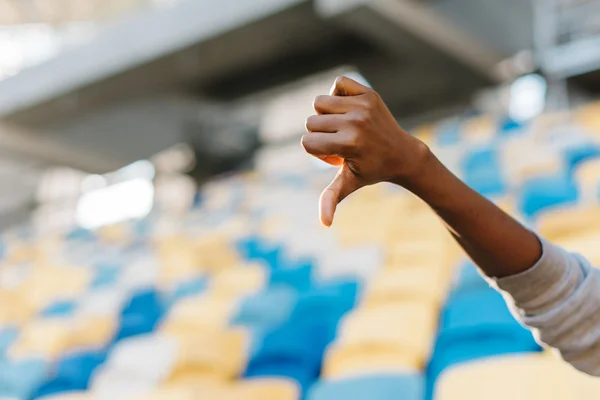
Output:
top-left (453, 261), bottom-right (490, 294)
top-left (564, 143), bottom-right (600, 174)
top-left (114, 289), bottom-right (164, 342)
top-left (462, 147), bottom-right (506, 196)
top-left (436, 121), bottom-right (461, 146)
top-left (0, 358), bottom-right (48, 399)
top-left (289, 280), bottom-right (360, 349)
top-left (307, 373), bottom-right (424, 400)
top-left (237, 237), bottom-right (285, 269)
top-left (269, 261), bottom-right (313, 292)
top-left (232, 286), bottom-right (298, 333)
top-left (91, 263), bottom-right (121, 289)
top-left (41, 300), bottom-right (78, 318)
top-left (426, 288), bottom-right (541, 399)
top-left (0, 328), bottom-right (18, 356)
top-left (245, 321), bottom-right (323, 393)
top-left (499, 118), bottom-right (525, 136)
top-left (31, 349), bottom-right (107, 397)
top-left (519, 174), bottom-right (579, 218)
top-left (164, 275), bottom-right (206, 307)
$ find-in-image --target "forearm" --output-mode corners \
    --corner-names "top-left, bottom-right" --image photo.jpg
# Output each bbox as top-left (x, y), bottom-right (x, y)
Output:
top-left (400, 148), bottom-right (542, 278)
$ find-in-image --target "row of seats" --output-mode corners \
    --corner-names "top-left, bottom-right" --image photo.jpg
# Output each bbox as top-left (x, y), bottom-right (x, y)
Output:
top-left (1, 102), bottom-right (600, 399)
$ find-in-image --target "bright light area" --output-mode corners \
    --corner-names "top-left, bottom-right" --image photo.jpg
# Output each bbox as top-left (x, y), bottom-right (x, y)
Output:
top-left (112, 160), bottom-right (156, 183)
top-left (76, 179), bottom-right (154, 229)
top-left (509, 74), bottom-right (547, 122)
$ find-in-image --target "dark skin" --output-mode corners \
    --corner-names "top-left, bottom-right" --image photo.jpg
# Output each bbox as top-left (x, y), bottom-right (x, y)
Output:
top-left (302, 76), bottom-right (542, 278)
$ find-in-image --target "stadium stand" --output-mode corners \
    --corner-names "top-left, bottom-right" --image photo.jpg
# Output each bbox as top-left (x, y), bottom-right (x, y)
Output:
top-left (1, 103), bottom-right (600, 400)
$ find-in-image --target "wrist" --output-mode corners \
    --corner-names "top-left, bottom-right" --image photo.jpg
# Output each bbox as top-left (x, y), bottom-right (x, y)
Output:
top-left (389, 140), bottom-right (437, 190)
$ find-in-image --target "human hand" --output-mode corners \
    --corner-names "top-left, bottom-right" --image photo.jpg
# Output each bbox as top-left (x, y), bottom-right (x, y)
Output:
top-left (302, 76), bottom-right (430, 226)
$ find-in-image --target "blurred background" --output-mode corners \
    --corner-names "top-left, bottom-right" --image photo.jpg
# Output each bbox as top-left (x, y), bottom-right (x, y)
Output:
top-left (1, 0), bottom-right (600, 399)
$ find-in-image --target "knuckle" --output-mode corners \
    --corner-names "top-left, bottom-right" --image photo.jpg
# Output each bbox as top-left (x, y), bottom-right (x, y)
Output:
top-left (351, 111), bottom-right (371, 126)
top-left (305, 115), bottom-right (316, 132)
top-left (313, 95), bottom-right (327, 112)
top-left (301, 134), bottom-right (313, 151)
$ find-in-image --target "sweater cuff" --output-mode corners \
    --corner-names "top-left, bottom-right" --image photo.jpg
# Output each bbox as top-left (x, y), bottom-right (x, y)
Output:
top-left (490, 236), bottom-right (578, 308)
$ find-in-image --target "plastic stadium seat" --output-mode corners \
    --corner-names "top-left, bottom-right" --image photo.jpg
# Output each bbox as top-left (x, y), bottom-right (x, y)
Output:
top-left (9, 317), bottom-right (74, 360)
top-left (0, 358), bottom-right (48, 399)
top-left (574, 158), bottom-right (600, 202)
top-left (161, 294), bottom-right (238, 333)
top-left (234, 378), bottom-right (299, 400)
top-left (245, 321), bottom-right (322, 393)
top-left (0, 328), bottom-right (17, 356)
top-left (554, 232), bottom-right (600, 266)
top-left (211, 264), bottom-right (267, 299)
top-left (90, 263), bottom-right (121, 289)
top-left (563, 142), bottom-right (600, 174)
top-left (42, 300), bottom-right (78, 318)
top-left (324, 303), bottom-right (438, 375)
top-left (318, 244), bottom-right (383, 282)
top-left (386, 240), bottom-right (449, 270)
top-left (165, 329), bottom-right (249, 383)
top-left (125, 386), bottom-right (198, 400)
top-left (287, 280), bottom-right (359, 349)
top-left (537, 205), bottom-right (600, 241)
top-left (31, 349), bottom-right (107, 397)
top-left (90, 369), bottom-right (156, 400)
top-left (36, 393), bottom-right (91, 400)
top-left (307, 373), bottom-right (424, 400)
top-left (117, 258), bottom-right (159, 292)
top-left (0, 289), bottom-right (35, 326)
top-left (20, 266), bottom-right (91, 314)
top-left (461, 147), bottom-right (506, 196)
top-left (114, 289), bottom-right (164, 342)
top-left (231, 286), bottom-right (298, 333)
top-left (462, 116), bottom-right (495, 144)
top-left (436, 120), bottom-right (462, 147)
top-left (237, 237), bottom-right (285, 269)
top-left (68, 316), bottom-right (116, 353)
top-left (194, 235), bottom-right (241, 273)
top-left (519, 174), bottom-right (579, 218)
top-left (435, 353), bottom-right (600, 400)
top-left (36, 393), bottom-right (92, 400)
top-left (574, 100), bottom-right (600, 135)
top-left (452, 262), bottom-right (489, 294)
top-left (362, 265), bottom-right (448, 307)
top-left (427, 288), bottom-right (541, 397)
top-left (164, 276), bottom-right (206, 307)
top-left (269, 261), bottom-right (313, 293)
top-left (78, 287), bottom-right (128, 317)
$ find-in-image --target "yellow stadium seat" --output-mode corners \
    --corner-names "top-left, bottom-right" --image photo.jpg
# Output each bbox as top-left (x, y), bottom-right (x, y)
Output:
top-left (322, 343), bottom-right (420, 378)
top-left (386, 240), bottom-right (447, 270)
top-left (193, 235), bottom-right (241, 274)
top-left (435, 353), bottom-right (600, 400)
top-left (69, 315), bottom-right (116, 350)
top-left (9, 317), bottom-right (73, 359)
top-left (575, 100), bottom-right (600, 136)
top-left (0, 289), bottom-right (35, 326)
top-left (97, 223), bottom-right (133, 244)
top-left (20, 266), bottom-right (91, 313)
top-left (537, 206), bottom-right (600, 241)
top-left (326, 303), bottom-right (438, 372)
top-left (160, 293), bottom-right (239, 332)
top-left (575, 158), bottom-right (600, 202)
top-left (462, 116), bottom-right (495, 144)
top-left (165, 328), bottom-right (249, 383)
top-left (362, 265), bottom-right (448, 306)
top-left (554, 232), bottom-right (600, 267)
top-left (210, 264), bottom-right (266, 299)
top-left (234, 378), bottom-right (300, 400)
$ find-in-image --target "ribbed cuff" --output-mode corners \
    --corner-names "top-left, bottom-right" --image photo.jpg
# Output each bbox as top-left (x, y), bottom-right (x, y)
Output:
top-left (489, 236), bottom-right (581, 310)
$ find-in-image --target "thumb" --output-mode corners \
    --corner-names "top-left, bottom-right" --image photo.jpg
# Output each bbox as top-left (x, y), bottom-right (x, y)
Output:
top-left (320, 165), bottom-right (362, 227)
